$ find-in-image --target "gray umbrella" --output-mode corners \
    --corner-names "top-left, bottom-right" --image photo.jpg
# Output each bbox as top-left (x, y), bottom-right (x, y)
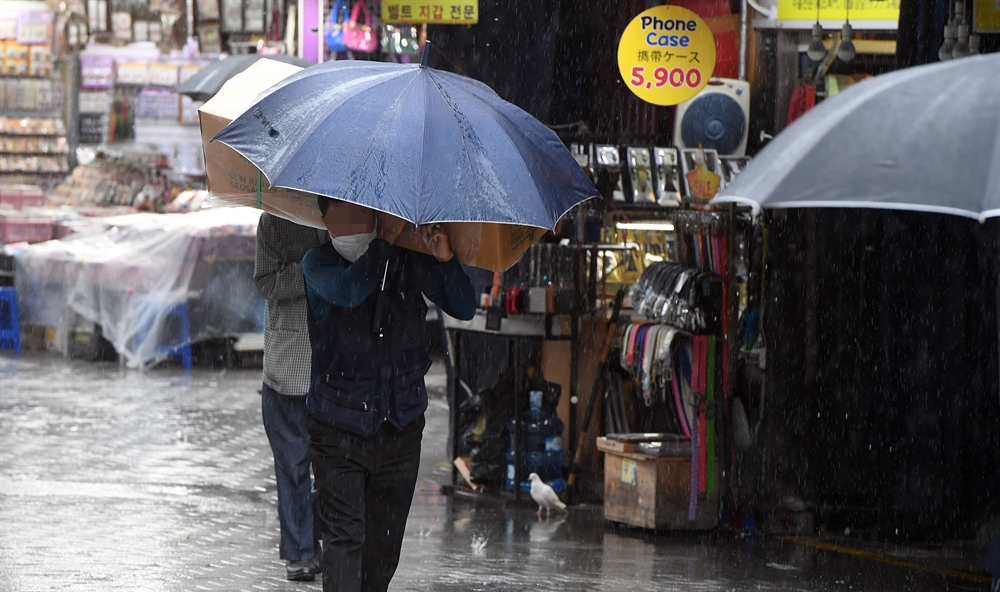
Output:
top-left (712, 53), bottom-right (1000, 222)
top-left (176, 54), bottom-right (313, 102)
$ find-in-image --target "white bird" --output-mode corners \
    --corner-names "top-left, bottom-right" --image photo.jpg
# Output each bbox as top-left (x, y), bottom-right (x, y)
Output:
top-left (528, 473), bottom-right (567, 518)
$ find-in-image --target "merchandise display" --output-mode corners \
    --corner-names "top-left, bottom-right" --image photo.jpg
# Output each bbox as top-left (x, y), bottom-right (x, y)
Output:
top-left (14, 207), bottom-right (263, 367)
top-left (0, 77), bottom-right (62, 111)
top-left (0, 116), bottom-right (68, 174)
top-left (47, 155), bottom-right (197, 211)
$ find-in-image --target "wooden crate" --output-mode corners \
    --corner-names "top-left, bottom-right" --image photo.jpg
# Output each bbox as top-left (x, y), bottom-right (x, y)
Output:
top-left (602, 449), bottom-right (718, 530)
top-left (595, 436), bottom-right (637, 454)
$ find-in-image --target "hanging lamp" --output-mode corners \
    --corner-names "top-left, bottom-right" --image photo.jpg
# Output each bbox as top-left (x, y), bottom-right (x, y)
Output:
top-left (939, 0), bottom-right (957, 61)
top-left (952, 1), bottom-right (970, 58)
top-left (968, 34), bottom-right (980, 55)
top-left (837, 0), bottom-right (856, 62)
top-left (807, 0), bottom-right (827, 61)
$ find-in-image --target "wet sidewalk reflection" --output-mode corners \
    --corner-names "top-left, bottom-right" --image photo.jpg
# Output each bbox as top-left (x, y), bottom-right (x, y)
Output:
top-left (0, 352), bottom-right (988, 591)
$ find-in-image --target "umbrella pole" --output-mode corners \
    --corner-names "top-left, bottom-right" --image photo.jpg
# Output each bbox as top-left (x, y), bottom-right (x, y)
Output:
top-left (421, 41), bottom-right (431, 68)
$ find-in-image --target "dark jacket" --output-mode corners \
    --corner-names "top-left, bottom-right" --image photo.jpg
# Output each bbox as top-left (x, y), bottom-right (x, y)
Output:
top-left (302, 238), bottom-right (475, 436)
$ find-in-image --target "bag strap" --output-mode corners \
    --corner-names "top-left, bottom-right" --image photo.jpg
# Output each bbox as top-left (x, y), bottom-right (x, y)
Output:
top-left (350, 0), bottom-right (370, 26)
top-left (329, 0), bottom-right (349, 25)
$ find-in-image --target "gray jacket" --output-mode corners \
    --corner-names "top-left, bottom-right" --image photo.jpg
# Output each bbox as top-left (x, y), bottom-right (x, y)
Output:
top-left (254, 213), bottom-right (321, 396)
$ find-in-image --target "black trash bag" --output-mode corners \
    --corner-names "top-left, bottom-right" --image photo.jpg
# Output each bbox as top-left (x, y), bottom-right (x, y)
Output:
top-left (542, 381), bottom-right (561, 413)
top-left (469, 437), bottom-right (506, 485)
top-left (457, 391), bottom-right (484, 458)
top-left (466, 370), bottom-right (516, 486)
top-left (521, 367), bottom-right (561, 413)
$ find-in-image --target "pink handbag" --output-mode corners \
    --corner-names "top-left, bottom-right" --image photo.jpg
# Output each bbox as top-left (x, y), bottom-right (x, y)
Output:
top-left (344, 1), bottom-right (377, 54)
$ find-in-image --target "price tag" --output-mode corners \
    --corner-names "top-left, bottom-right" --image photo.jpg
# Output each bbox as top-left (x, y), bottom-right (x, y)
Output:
top-left (617, 5), bottom-right (716, 106)
top-left (621, 457), bottom-right (637, 485)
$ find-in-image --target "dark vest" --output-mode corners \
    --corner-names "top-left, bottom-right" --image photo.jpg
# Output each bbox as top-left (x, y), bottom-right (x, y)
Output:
top-left (306, 244), bottom-right (431, 437)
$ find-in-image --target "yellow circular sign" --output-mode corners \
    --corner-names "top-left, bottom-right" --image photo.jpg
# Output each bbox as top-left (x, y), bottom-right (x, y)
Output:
top-left (617, 5), bottom-right (717, 106)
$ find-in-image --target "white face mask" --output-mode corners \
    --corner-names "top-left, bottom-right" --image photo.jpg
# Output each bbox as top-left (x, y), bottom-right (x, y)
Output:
top-left (330, 230), bottom-right (376, 262)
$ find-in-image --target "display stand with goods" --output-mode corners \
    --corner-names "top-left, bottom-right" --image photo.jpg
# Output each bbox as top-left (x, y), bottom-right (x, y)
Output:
top-left (0, 6), bottom-right (67, 191)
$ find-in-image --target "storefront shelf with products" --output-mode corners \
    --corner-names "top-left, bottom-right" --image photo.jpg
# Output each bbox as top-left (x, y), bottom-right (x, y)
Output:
top-left (0, 131), bottom-right (66, 138)
top-left (0, 116), bottom-right (66, 136)
top-left (1, 137), bottom-right (69, 154)
top-left (0, 74), bottom-right (56, 80)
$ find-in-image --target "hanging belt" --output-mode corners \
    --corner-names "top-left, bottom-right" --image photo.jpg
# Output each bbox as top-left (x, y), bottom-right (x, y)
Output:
top-left (706, 335), bottom-right (717, 498)
top-left (689, 391), bottom-right (700, 521)
top-left (621, 323), bottom-right (634, 371)
top-left (641, 325), bottom-right (659, 403)
top-left (670, 367), bottom-right (690, 439)
top-left (626, 322), bottom-right (645, 368)
top-left (695, 335), bottom-right (708, 495)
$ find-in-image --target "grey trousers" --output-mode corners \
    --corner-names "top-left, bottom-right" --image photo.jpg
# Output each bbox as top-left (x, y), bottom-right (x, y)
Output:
top-left (261, 383), bottom-right (319, 561)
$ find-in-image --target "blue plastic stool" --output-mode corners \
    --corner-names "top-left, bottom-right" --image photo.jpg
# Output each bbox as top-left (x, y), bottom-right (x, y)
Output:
top-left (155, 302), bottom-right (193, 370)
top-left (0, 287), bottom-right (21, 353)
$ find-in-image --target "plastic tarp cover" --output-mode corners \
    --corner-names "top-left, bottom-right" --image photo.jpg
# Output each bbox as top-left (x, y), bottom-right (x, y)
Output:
top-left (15, 207), bottom-right (262, 367)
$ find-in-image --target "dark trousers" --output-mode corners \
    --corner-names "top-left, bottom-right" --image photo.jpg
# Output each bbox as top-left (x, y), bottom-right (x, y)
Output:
top-left (308, 414), bottom-right (424, 592)
top-left (261, 383), bottom-right (319, 561)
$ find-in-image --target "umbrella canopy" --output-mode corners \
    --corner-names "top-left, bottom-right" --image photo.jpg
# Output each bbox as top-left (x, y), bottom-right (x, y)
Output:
top-left (212, 60), bottom-right (598, 232)
top-left (177, 54), bottom-right (313, 102)
top-left (711, 53), bottom-right (1000, 222)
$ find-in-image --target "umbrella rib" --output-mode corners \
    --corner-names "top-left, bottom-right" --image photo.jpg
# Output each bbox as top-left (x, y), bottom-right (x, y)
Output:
top-left (427, 73), bottom-right (544, 225)
top-left (349, 74), bottom-right (421, 223)
top-left (311, 71), bottom-right (422, 222)
top-left (440, 76), bottom-right (593, 229)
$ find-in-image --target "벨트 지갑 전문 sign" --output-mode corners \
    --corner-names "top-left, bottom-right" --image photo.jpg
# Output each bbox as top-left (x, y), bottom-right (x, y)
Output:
top-left (382, 1), bottom-right (478, 24)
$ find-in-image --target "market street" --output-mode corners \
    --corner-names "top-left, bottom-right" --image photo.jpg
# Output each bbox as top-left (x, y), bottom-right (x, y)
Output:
top-left (0, 351), bottom-right (989, 592)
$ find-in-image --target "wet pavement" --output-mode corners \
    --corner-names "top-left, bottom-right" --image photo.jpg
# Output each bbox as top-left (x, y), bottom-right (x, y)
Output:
top-left (0, 351), bottom-right (992, 591)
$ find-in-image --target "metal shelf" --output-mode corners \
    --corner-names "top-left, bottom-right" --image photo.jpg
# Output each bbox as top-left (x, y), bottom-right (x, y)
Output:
top-left (0, 151), bottom-right (69, 156)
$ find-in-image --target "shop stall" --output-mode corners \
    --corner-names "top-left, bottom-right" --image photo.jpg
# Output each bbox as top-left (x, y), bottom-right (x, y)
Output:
top-left (443, 133), bottom-right (754, 533)
top-left (14, 206), bottom-right (262, 366)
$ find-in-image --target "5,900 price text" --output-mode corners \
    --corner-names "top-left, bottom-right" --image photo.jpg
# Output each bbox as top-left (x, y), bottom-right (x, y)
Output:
top-left (628, 65), bottom-right (703, 90)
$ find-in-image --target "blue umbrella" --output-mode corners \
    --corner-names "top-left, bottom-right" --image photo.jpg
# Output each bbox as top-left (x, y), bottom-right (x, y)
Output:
top-left (212, 53), bottom-right (598, 232)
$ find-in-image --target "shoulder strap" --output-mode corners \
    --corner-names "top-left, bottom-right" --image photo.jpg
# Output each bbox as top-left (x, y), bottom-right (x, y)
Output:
top-left (351, 0), bottom-right (370, 25)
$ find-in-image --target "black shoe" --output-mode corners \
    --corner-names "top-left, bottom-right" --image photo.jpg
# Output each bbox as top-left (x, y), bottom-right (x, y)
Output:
top-left (286, 559), bottom-right (316, 582)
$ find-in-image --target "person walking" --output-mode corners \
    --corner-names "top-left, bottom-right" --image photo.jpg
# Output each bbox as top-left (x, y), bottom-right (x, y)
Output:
top-left (253, 212), bottom-right (323, 581)
top-left (303, 197), bottom-right (476, 592)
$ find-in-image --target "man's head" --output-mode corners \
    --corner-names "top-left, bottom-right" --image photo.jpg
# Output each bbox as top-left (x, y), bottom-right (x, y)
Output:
top-left (318, 196), bottom-right (376, 237)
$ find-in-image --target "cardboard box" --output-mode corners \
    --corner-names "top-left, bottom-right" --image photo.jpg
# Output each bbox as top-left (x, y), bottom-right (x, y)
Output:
top-left (198, 59), bottom-right (315, 214)
top-left (602, 449), bottom-right (717, 531)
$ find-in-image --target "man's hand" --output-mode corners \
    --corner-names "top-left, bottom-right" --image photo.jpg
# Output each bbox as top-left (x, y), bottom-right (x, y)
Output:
top-left (415, 224), bottom-right (454, 262)
top-left (375, 212), bottom-right (406, 244)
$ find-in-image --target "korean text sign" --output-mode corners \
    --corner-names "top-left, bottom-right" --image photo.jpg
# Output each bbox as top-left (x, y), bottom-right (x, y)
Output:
top-left (382, 1), bottom-right (478, 24)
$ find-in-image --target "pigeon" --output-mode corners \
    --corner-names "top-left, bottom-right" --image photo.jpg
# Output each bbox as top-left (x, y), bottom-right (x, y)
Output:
top-left (528, 473), bottom-right (567, 518)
